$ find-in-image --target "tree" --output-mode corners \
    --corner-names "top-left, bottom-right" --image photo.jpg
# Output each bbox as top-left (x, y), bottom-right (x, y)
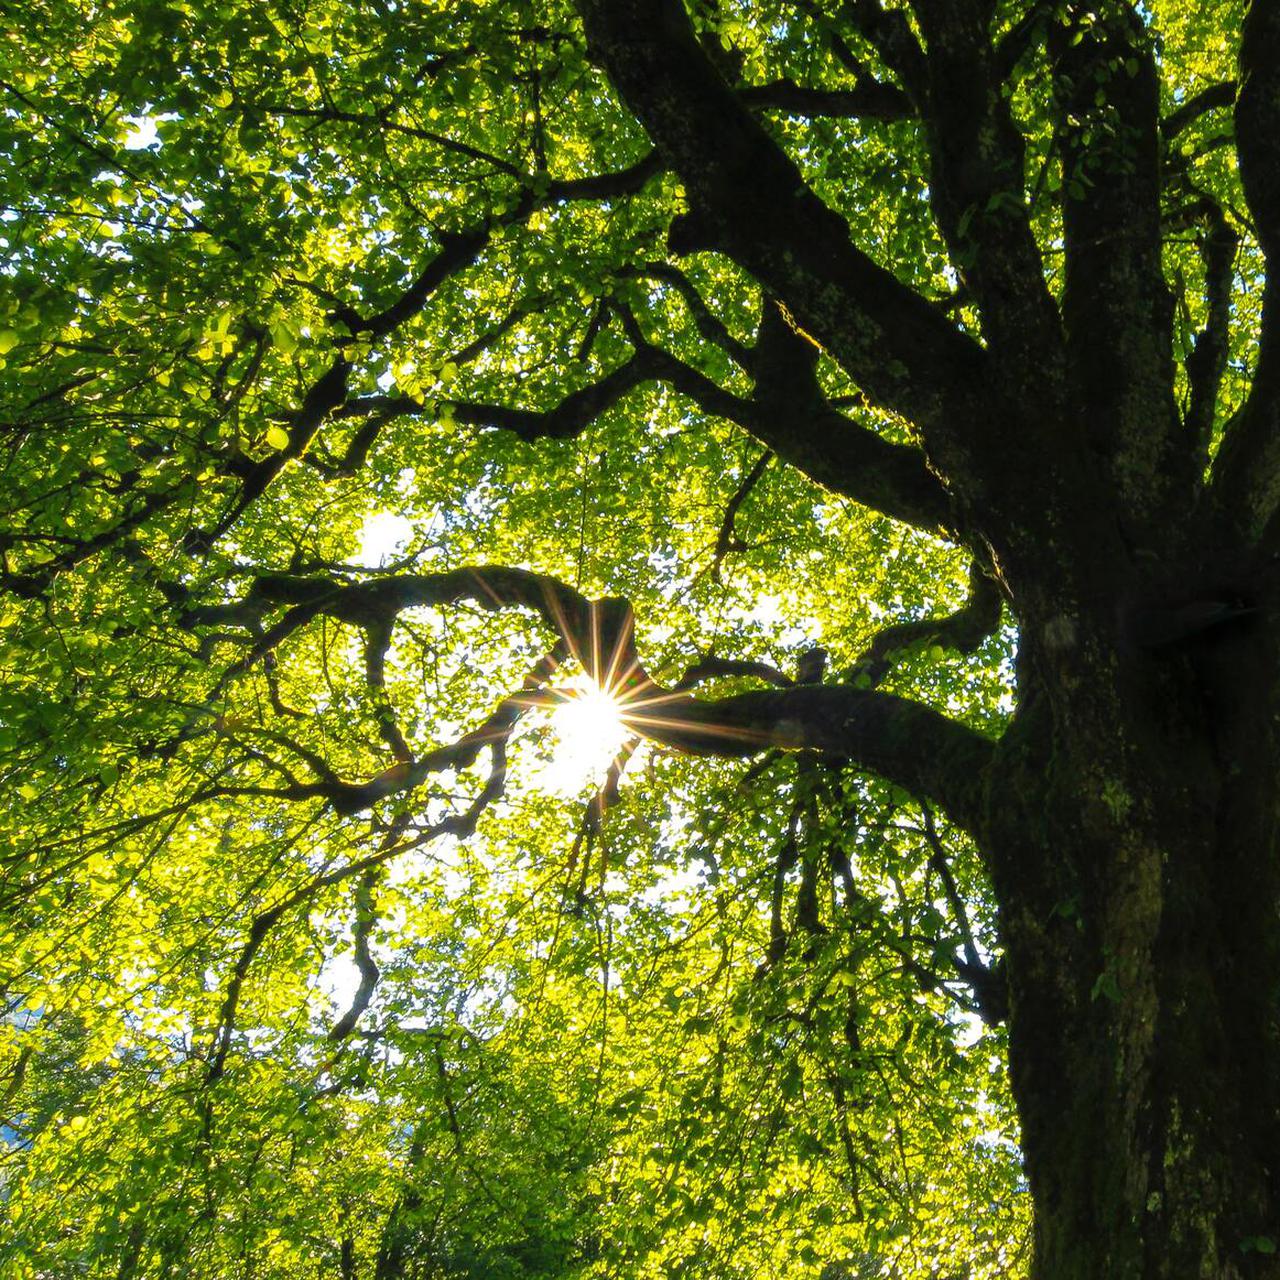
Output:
top-left (0, 0), bottom-right (1275, 1275)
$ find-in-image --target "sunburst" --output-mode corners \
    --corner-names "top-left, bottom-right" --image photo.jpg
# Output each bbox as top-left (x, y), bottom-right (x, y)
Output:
top-left (541, 675), bottom-right (631, 795)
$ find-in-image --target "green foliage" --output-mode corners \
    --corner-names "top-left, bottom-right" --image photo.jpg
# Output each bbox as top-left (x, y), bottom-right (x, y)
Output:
top-left (3, 0), bottom-right (1255, 1275)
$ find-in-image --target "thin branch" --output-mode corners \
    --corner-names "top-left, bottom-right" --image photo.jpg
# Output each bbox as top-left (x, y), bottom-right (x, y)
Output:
top-left (205, 737), bottom-right (513, 1081)
top-left (616, 263), bottom-right (754, 370)
top-left (329, 867), bottom-right (383, 1040)
top-left (1162, 80), bottom-right (1237, 142)
top-left (918, 801), bottom-right (1005, 1024)
top-left (846, 560), bottom-right (1003, 688)
top-left (919, 804), bottom-right (981, 972)
top-left (737, 76), bottom-right (912, 121)
top-left (188, 358), bottom-right (353, 552)
top-left (188, 152), bottom-right (665, 552)
top-left (711, 449), bottom-right (772, 582)
top-left (673, 655), bottom-right (793, 692)
top-left (336, 349), bottom-right (654, 443)
top-left (261, 104), bottom-right (526, 177)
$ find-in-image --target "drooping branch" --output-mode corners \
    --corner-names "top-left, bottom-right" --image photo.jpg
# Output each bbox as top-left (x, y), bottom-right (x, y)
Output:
top-left (328, 867), bottom-right (383, 1041)
top-left (205, 734), bottom-right (516, 1080)
top-left (709, 448), bottom-right (772, 582)
top-left (365, 616), bottom-right (414, 763)
top-left (919, 802), bottom-right (1007, 1025)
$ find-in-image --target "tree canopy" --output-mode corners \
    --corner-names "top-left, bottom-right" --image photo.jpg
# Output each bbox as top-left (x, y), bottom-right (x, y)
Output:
top-left (1, 0), bottom-right (1274, 1277)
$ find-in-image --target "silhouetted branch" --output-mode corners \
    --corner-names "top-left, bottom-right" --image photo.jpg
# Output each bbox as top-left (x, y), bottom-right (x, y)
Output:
top-left (846, 560), bottom-right (1002, 688)
top-left (711, 449), bottom-right (772, 581)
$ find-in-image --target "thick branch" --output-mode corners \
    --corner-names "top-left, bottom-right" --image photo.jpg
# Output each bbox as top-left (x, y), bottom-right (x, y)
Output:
top-left (1162, 80), bottom-right (1237, 142)
top-left (577, 0), bottom-right (995, 502)
top-left (338, 315), bottom-right (956, 535)
top-left (847, 560), bottom-right (1003, 688)
top-left (839, 0), bottom-right (930, 105)
top-left (1050, 5), bottom-right (1183, 524)
top-left (338, 350), bottom-right (660, 442)
top-left (737, 77), bottom-right (912, 121)
top-left (620, 683), bottom-right (992, 834)
top-left (1235, 1), bottom-right (1280, 262)
top-left (1183, 202), bottom-right (1239, 452)
top-left (909, 0), bottom-right (1065, 376)
top-left (1211, 3), bottom-right (1280, 544)
top-left (206, 564), bottom-right (995, 833)
top-left (747, 302), bottom-right (955, 534)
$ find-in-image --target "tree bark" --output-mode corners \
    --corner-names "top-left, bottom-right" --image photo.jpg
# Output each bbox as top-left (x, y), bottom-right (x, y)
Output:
top-left (985, 582), bottom-right (1280, 1278)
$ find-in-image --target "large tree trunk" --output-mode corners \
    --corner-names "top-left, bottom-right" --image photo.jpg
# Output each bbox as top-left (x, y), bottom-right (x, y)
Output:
top-left (987, 589), bottom-right (1280, 1278)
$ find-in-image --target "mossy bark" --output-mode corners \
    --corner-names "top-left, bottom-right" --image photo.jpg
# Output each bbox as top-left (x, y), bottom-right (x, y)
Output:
top-left (985, 604), bottom-right (1280, 1279)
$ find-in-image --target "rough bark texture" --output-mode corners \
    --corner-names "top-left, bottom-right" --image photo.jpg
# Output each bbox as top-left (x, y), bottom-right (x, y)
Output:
top-left (988, 589), bottom-right (1280, 1278)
